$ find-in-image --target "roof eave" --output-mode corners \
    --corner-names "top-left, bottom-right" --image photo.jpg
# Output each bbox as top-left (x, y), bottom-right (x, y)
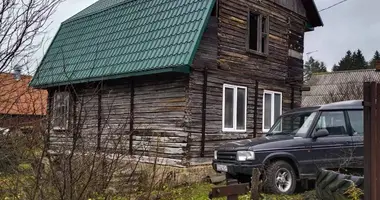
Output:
top-left (30, 65), bottom-right (190, 89)
top-left (302, 0), bottom-right (324, 29)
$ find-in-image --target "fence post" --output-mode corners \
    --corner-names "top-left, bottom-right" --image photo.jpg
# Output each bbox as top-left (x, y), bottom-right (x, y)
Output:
top-left (250, 168), bottom-right (261, 200)
top-left (363, 82), bottom-right (379, 200)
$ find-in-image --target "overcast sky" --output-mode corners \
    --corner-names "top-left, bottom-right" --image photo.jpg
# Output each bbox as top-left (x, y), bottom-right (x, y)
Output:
top-left (34, 0), bottom-right (378, 73)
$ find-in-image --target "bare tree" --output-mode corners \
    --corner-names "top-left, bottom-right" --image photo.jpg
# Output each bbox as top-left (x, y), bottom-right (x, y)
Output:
top-left (0, 0), bottom-right (62, 73)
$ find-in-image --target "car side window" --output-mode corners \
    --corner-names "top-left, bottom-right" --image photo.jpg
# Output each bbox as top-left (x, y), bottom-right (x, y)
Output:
top-left (347, 110), bottom-right (363, 135)
top-left (314, 111), bottom-right (348, 136)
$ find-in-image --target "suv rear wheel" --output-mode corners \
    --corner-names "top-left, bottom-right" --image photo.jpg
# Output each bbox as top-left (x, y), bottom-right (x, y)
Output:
top-left (263, 160), bottom-right (297, 195)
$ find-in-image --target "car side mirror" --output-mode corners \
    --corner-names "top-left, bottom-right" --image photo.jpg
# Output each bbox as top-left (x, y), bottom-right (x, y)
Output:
top-left (313, 129), bottom-right (329, 139)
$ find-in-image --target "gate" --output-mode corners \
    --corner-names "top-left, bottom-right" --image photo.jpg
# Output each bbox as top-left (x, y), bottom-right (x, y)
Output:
top-left (363, 82), bottom-right (380, 200)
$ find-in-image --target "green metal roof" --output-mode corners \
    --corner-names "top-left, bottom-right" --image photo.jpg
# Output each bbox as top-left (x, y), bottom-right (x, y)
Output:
top-left (31, 0), bottom-right (215, 88)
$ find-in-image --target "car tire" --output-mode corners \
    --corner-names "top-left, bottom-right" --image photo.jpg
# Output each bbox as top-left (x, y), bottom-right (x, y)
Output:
top-left (263, 160), bottom-right (297, 195)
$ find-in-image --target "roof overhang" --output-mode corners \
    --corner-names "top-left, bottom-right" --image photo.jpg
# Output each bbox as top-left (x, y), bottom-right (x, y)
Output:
top-left (301, 0), bottom-right (324, 30)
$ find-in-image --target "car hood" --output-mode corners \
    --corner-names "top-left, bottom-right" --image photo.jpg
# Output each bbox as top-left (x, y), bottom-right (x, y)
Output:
top-left (216, 135), bottom-right (295, 151)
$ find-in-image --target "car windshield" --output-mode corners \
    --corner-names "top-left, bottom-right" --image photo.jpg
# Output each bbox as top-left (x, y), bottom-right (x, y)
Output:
top-left (267, 111), bottom-right (318, 137)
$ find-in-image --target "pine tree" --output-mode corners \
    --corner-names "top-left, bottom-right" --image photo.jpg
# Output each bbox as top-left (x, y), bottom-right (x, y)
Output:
top-left (351, 49), bottom-right (368, 69)
top-left (304, 56), bottom-right (327, 81)
top-left (369, 50), bottom-right (380, 68)
top-left (333, 50), bottom-right (353, 71)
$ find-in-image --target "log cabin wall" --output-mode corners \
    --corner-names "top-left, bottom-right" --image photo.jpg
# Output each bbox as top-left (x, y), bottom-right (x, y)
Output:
top-left (132, 74), bottom-right (188, 166)
top-left (48, 74), bottom-right (189, 167)
top-left (186, 0), bottom-right (307, 165)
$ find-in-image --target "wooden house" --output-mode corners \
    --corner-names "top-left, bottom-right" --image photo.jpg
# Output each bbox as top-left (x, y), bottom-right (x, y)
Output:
top-left (30, 0), bottom-right (323, 167)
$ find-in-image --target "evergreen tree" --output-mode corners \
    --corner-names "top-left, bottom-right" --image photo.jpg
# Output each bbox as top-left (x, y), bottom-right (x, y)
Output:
top-left (304, 56), bottom-right (327, 81)
top-left (369, 50), bottom-right (380, 68)
top-left (332, 64), bottom-right (340, 71)
top-left (333, 50), bottom-right (353, 71)
top-left (351, 49), bottom-right (368, 69)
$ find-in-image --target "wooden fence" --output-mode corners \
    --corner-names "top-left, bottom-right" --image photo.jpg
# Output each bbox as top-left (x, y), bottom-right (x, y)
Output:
top-left (363, 82), bottom-right (380, 200)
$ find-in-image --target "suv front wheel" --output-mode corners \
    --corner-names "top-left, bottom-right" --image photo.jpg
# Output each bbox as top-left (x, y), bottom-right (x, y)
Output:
top-left (263, 160), bottom-right (297, 195)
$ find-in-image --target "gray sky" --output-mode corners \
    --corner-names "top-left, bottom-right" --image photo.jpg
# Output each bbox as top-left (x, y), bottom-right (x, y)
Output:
top-left (35, 0), bottom-right (378, 73)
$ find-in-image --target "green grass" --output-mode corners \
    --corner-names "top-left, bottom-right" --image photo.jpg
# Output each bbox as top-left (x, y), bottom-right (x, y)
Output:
top-left (147, 183), bottom-right (313, 200)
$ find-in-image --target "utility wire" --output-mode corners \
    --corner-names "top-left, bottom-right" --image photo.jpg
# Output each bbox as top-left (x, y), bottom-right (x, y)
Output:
top-left (319, 0), bottom-right (349, 12)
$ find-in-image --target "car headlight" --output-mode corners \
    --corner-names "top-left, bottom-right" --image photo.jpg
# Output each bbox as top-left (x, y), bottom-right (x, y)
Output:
top-left (237, 151), bottom-right (255, 161)
top-left (214, 150), bottom-right (217, 160)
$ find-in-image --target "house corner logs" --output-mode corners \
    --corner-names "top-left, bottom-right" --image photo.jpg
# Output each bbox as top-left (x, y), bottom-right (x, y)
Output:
top-left (46, 89), bottom-right (54, 149)
top-left (129, 79), bottom-right (135, 155)
top-left (201, 67), bottom-right (208, 157)
top-left (291, 86), bottom-right (295, 109)
top-left (97, 83), bottom-right (102, 151)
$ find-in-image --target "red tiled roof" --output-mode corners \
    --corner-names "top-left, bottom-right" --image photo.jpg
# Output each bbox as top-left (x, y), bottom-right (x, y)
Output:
top-left (0, 73), bottom-right (47, 116)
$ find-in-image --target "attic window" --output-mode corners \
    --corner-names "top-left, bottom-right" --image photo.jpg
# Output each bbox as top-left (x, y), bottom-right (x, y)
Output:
top-left (247, 11), bottom-right (269, 55)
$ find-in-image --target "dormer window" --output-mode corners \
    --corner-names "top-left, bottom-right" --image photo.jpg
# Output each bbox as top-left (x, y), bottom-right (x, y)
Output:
top-left (247, 11), bottom-right (269, 55)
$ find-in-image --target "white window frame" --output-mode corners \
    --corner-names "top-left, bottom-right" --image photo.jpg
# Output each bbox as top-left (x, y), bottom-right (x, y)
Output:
top-left (222, 84), bottom-right (247, 132)
top-left (262, 90), bottom-right (282, 133)
top-left (52, 92), bottom-right (70, 130)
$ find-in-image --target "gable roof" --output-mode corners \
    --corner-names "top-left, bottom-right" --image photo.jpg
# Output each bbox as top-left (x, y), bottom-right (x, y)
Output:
top-left (30, 0), bottom-right (215, 88)
top-left (301, 0), bottom-right (323, 28)
top-left (0, 73), bottom-right (47, 116)
top-left (302, 69), bottom-right (380, 106)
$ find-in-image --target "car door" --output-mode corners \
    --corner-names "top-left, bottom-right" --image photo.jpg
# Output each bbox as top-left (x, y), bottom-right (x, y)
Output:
top-left (346, 110), bottom-right (364, 168)
top-left (310, 111), bottom-right (353, 170)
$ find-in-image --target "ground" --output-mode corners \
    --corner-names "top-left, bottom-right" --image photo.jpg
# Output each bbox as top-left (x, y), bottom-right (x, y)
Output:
top-left (142, 183), bottom-right (317, 200)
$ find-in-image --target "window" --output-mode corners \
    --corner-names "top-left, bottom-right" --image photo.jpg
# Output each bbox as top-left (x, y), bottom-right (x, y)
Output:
top-left (263, 90), bottom-right (282, 132)
top-left (314, 111), bottom-right (347, 136)
top-left (347, 110), bottom-right (363, 135)
top-left (223, 84), bottom-right (247, 132)
top-left (52, 92), bottom-right (70, 130)
top-left (270, 112), bottom-right (317, 138)
top-left (247, 11), bottom-right (269, 54)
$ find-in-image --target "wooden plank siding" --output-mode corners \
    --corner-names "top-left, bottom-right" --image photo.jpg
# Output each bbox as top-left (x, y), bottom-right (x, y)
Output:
top-left (185, 0), bottom-right (306, 165)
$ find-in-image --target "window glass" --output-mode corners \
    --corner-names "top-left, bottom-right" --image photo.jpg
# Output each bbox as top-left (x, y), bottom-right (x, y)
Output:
top-left (53, 92), bottom-right (70, 129)
top-left (236, 88), bottom-right (246, 130)
top-left (347, 110), bottom-right (363, 135)
top-left (315, 111), bottom-right (347, 136)
top-left (262, 17), bottom-right (267, 32)
top-left (223, 85), bottom-right (247, 132)
top-left (270, 112), bottom-right (317, 137)
top-left (274, 93), bottom-right (281, 120)
top-left (264, 93), bottom-right (272, 129)
top-left (263, 91), bottom-right (282, 132)
top-left (248, 12), bottom-right (268, 54)
top-left (249, 13), bottom-right (258, 51)
top-left (224, 88), bottom-right (234, 128)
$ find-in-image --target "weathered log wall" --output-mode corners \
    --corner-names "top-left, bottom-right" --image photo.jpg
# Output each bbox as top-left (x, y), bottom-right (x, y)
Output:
top-left (48, 74), bottom-right (188, 166)
top-left (186, 0), bottom-right (306, 165)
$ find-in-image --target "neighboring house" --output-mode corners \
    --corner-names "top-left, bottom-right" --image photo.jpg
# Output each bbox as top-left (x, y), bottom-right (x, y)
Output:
top-left (0, 72), bottom-right (47, 129)
top-left (303, 62), bottom-right (380, 107)
top-left (30, 0), bottom-right (323, 166)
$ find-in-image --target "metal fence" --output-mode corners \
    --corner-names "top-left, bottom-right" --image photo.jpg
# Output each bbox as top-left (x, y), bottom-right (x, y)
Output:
top-left (363, 82), bottom-right (380, 200)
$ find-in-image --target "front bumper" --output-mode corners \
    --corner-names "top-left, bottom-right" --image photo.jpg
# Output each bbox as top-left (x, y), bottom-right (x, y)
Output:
top-left (212, 160), bottom-right (262, 176)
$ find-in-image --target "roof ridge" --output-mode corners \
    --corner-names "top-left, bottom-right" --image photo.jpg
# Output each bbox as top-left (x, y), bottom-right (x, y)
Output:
top-left (314, 69), bottom-right (376, 76)
top-left (64, 0), bottom-right (134, 24)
